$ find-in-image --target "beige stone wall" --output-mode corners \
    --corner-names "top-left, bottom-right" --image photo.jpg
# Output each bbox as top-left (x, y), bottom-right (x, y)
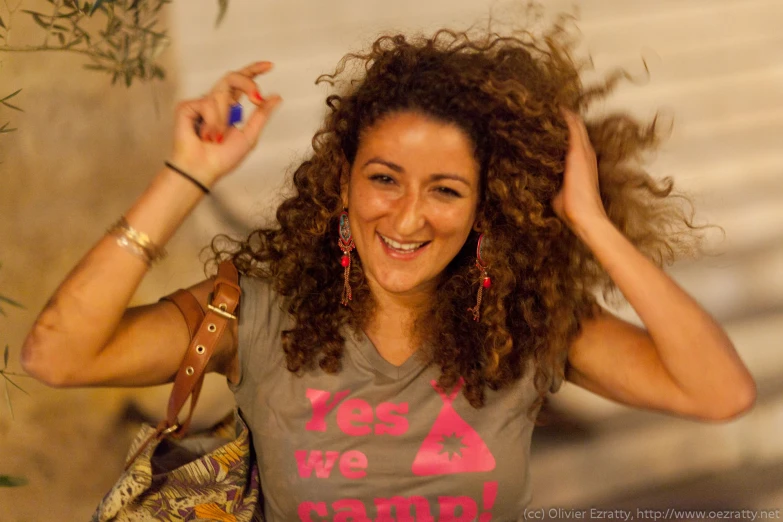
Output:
top-left (0, 3), bottom-right (191, 519)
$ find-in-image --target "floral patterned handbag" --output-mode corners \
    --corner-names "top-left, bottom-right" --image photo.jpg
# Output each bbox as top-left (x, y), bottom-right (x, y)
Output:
top-left (93, 260), bottom-right (264, 521)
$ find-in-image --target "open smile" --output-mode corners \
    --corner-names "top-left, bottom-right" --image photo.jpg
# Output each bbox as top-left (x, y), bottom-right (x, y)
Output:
top-left (377, 232), bottom-right (431, 258)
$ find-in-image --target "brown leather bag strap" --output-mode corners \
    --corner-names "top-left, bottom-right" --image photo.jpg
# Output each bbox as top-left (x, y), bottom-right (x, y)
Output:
top-left (161, 289), bottom-right (205, 339)
top-left (164, 259), bottom-right (240, 437)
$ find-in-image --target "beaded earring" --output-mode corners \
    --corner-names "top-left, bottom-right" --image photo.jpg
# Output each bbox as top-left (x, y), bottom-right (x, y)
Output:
top-left (338, 210), bottom-right (355, 306)
top-left (467, 233), bottom-right (490, 321)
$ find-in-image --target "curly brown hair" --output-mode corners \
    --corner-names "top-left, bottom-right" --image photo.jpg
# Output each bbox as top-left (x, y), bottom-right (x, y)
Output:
top-left (213, 17), bottom-right (706, 420)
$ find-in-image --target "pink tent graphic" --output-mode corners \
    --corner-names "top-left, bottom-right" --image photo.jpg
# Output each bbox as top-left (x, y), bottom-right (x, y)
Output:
top-left (411, 378), bottom-right (496, 476)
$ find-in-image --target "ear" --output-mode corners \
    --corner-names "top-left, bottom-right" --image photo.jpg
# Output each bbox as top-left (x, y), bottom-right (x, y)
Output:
top-left (472, 212), bottom-right (484, 233)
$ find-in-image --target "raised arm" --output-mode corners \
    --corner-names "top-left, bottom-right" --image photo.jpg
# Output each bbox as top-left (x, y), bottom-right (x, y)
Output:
top-left (552, 110), bottom-right (755, 422)
top-left (21, 61), bottom-right (282, 388)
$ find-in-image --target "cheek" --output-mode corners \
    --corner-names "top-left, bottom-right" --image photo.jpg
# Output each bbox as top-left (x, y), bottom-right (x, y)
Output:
top-left (348, 185), bottom-right (386, 236)
top-left (438, 221), bottom-right (473, 246)
top-left (350, 181), bottom-right (391, 217)
top-left (433, 201), bottom-right (478, 237)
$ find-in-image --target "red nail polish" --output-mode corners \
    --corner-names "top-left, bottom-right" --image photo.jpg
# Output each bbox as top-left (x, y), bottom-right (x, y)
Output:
top-left (253, 91), bottom-right (265, 102)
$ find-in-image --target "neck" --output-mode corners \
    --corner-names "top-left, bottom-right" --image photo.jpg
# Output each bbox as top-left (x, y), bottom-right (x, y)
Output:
top-left (364, 278), bottom-right (433, 345)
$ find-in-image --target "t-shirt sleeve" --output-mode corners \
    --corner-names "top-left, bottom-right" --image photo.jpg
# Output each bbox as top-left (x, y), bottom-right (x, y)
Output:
top-left (228, 274), bottom-right (289, 398)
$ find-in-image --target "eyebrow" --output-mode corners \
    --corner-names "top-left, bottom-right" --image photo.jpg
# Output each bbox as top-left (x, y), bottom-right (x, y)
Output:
top-left (362, 157), bottom-right (472, 187)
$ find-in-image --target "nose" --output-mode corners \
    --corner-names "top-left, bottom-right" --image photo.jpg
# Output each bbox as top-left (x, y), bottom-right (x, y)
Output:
top-left (392, 190), bottom-right (426, 238)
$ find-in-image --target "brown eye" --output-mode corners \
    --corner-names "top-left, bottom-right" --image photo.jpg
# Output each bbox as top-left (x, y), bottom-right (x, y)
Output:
top-left (370, 174), bottom-right (395, 184)
top-left (435, 186), bottom-right (462, 198)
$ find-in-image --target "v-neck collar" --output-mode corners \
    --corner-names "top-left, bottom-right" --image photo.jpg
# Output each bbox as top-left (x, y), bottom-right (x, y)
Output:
top-left (344, 327), bottom-right (429, 381)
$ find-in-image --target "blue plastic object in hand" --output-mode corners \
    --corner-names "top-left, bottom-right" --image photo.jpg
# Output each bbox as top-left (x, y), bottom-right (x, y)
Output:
top-left (229, 103), bottom-right (243, 126)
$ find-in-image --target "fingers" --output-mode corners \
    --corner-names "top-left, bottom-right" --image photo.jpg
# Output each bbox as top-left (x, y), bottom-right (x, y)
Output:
top-left (174, 60), bottom-right (281, 162)
top-left (193, 61), bottom-right (273, 143)
top-left (198, 97), bottom-right (225, 142)
top-left (561, 108), bottom-right (595, 157)
top-left (212, 73), bottom-right (264, 108)
top-left (237, 60), bottom-right (274, 76)
top-left (241, 94), bottom-right (283, 148)
top-left (175, 98), bottom-right (213, 141)
top-left (210, 62), bottom-right (271, 107)
top-left (210, 70), bottom-right (268, 136)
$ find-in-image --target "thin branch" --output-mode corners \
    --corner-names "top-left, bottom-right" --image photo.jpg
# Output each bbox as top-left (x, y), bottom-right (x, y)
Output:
top-left (1, 374), bottom-right (29, 395)
top-left (4, 378), bottom-right (13, 419)
top-left (0, 0), bottom-right (21, 46)
top-left (0, 0), bottom-right (182, 86)
top-left (3, 0), bottom-right (23, 13)
top-left (0, 293), bottom-right (23, 308)
top-left (0, 44), bottom-right (94, 56)
top-left (42, 0), bottom-right (62, 48)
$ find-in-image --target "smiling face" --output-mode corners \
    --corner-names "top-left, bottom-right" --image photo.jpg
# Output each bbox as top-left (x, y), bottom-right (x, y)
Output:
top-left (342, 111), bottom-right (481, 299)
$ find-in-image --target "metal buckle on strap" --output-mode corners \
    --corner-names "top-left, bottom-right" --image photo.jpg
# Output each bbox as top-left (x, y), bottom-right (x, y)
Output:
top-left (207, 293), bottom-right (237, 320)
top-left (160, 424), bottom-right (180, 437)
top-left (208, 303), bottom-right (237, 320)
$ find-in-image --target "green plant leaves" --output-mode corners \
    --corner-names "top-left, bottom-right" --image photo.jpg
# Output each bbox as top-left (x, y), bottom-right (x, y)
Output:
top-left (2, 343), bottom-right (30, 420)
top-left (0, 293), bottom-right (24, 316)
top-left (88, 0), bottom-right (111, 17)
top-left (216, 0), bottom-right (229, 27)
top-left (0, 89), bottom-right (22, 112)
top-left (2, 345), bottom-right (13, 419)
top-left (0, 280), bottom-right (27, 420)
top-left (20, 10), bottom-right (51, 30)
top-left (3, 374), bottom-right (11, 419)
top-left (6, 0), bottom-right (230, 87)
top-left (0, 475), bottom-right (28, 487)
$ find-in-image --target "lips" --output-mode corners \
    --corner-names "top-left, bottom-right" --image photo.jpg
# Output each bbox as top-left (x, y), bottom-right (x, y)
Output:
top-left (377, 232), bottom-right (431, 258)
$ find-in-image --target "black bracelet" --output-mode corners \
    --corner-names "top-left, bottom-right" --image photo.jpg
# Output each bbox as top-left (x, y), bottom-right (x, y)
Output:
top-left (164, 161), bottom-right (210, 195)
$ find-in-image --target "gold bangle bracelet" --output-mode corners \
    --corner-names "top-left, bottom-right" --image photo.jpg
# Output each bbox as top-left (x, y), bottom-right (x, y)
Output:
top-left (107, 217), bottom-right (167, 265)
top-left (111, 232), bottom-right (153, 266)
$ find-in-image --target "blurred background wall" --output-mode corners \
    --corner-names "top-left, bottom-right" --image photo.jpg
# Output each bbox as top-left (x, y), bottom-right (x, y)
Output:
top-left (0, 0), bottom-right (781, 519)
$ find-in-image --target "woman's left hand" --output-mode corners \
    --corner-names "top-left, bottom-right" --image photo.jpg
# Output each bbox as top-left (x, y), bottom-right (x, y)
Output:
top-left (551, 109), bottom-right (609, 233)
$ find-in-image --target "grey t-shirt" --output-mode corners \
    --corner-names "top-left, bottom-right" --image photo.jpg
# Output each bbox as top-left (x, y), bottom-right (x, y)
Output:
top-left (231, 275), bottom-right (548, 522)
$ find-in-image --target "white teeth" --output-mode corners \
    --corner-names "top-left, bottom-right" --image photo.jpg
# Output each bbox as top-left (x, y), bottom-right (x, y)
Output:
top-left (379, 234), bottom-right (426, 252)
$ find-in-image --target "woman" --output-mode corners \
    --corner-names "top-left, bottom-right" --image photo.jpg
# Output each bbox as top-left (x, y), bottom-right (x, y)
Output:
top-left (22, 24), bottom-right (755, 520)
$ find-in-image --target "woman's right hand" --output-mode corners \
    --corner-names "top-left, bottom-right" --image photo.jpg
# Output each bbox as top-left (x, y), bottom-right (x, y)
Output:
top-left (169, 60), bottom-right (283, 188)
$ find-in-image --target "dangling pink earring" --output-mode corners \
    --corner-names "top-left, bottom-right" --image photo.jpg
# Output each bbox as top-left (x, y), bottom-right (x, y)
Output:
top-left (468, 233), bottom-right (490, 321)
top-left (338, 210), bottom-right (355, 306)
